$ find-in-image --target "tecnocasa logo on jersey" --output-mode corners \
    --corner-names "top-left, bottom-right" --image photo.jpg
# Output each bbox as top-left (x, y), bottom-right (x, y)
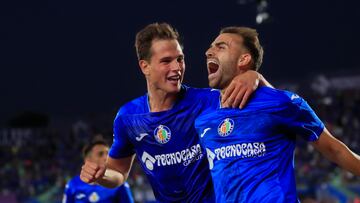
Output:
top-left (141, 144), bottom-right (203, 171)
top-left (206, 142), bottom-right (266, 169)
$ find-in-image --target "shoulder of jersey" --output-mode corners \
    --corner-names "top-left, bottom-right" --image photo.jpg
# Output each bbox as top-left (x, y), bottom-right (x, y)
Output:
top-left (117, 94), bottom-right (147, 116)
top-left (185, 86), bottom-right (220, 99)
top-left (67, 175), bottom-right (82, 186)
top-left (252, 87), bottom-right (303, 106)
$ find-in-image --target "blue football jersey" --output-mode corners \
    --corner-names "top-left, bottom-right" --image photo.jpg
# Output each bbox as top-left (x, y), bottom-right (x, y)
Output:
top-left (195, 87), bottom-right (325, 203)
top-left (63, 176), bottom-right (134, 203)
top-left (109, 86), bottom-right (219, 202)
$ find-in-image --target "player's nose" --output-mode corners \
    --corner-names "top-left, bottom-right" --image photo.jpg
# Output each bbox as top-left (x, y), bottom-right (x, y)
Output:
top-left (170, 60), bottom-right (182, 71)
top-left (206, 47), bottom-right (214, 58)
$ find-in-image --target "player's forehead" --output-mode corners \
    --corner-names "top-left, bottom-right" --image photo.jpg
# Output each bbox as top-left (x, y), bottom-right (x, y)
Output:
top-left (211, 33), bottom-right (243, 47)
top-left (150, 39), bottom-right (183, 60)
top-left (91, 144), bottom-right (109, 153)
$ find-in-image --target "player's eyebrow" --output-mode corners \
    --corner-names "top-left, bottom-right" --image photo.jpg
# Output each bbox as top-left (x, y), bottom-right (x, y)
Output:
top-left (160, 54), bottom-right (184, 62)
top-left (215, 41), bottom-right (228, 47)
top-left (210, 41), bottom-right (228, 48)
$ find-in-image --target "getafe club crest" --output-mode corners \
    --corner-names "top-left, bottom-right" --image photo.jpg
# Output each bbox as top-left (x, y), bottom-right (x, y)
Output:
top-left (89, 192), bottom-right (99, 202)
top-left (218, 118), bottom-right (234, 137)
top-left (154, 125), bottom-right (171, 144)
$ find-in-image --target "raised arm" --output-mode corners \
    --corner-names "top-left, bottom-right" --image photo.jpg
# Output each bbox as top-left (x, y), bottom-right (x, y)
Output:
top-left (312, 128), bottom-right (360, 176)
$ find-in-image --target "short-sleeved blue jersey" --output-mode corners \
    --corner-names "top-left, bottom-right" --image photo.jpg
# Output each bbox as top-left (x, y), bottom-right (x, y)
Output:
top-left (195, 87), bottom-right (324, 203)
top-left (109, 86), bottom-right (219, 202)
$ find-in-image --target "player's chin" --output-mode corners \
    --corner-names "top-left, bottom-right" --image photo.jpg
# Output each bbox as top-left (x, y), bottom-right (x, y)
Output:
top-left (208, 78), bottom-right (219, 89)
top-left (165, 83), bottom-right (181, 93)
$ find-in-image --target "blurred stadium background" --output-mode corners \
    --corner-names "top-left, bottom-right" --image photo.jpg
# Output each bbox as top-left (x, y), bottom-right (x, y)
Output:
top-left (1, 0), bottom-right (360, 202)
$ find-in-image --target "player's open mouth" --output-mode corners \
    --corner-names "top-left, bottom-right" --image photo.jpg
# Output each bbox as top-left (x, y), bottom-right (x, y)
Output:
top-left (167, 75), bottom-right (181, 82)
top-left (207, 59), bottom-right (219, 75)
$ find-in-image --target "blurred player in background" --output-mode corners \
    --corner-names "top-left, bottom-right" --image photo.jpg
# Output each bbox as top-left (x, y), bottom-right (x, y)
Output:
top-left (80, 22), bottom-right (272, 202)
top-left (63, 138), bottom-right (134, 203)
top-left (195, 26), bottom-right (360, 202)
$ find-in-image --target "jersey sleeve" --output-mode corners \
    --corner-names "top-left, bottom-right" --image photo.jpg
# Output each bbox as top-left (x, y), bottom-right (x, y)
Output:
top-left (109, 112), bottom-right (135, 159)
top-left (62, 181), bottom-right (75, 203)
top-left (281, 96), bottom-right (325, 142)
top-left (116, 182), bottom-right (135, 203)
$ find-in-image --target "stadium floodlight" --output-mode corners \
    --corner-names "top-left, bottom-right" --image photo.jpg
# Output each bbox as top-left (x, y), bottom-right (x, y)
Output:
top-left (236, 0), bottom-right (271, 24)
top-left (256, 0), bottom-right (270, 24)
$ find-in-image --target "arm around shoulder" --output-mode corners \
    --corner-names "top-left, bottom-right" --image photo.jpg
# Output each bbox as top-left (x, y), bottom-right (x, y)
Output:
top-left (258, 73), bottom-right (273, 88)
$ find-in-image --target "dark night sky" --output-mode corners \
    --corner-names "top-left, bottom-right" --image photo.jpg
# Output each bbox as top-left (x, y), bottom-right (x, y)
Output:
top-left (1, 0), bottom-right (360, 124)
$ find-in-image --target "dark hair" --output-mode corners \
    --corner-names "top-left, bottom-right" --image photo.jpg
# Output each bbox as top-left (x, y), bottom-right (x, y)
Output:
top-left (220, 26), bottom-right (263, 71)
top-left (135, 22), bottom-right (180, 61)
top-left (82, 139), bottom-right (108, 158)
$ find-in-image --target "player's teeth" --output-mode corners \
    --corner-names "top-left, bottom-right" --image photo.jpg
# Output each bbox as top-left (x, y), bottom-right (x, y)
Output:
top-left (208, 60), bottom-right (218, 65)
top-left (168, 76), bottom-right (179, 80)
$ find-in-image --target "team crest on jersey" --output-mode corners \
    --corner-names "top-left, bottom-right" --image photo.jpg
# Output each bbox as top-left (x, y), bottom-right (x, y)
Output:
top-left (154, 125), bottom-right (171, 144)
top-left (88, 192), bottom-right (99, 202)
top-left (218, 118), bottom-right (234, 137)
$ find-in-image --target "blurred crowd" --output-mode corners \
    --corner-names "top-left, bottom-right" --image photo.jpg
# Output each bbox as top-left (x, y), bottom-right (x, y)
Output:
top-left (0, 114), bottom-right (157, 203)
top-left (295, 82), bottom-right (360, 203)
top-left (1, 77), bottom-right (360, 203)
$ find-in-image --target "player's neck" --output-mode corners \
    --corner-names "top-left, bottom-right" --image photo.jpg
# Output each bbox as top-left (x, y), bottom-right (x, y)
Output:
top-left (220, 88), bottom-right (226, 108)
top-left (220, 83), bottom-right (230, 104)
top-left (219, 71), bottom-right (247, 105)
top-left (147, 87), bottom-right (178, 112)
top-left (220, 88), bottom-right (227, 97)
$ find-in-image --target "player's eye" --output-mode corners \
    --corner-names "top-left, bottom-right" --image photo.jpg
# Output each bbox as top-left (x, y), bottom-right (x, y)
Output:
top-left (98, 151), bottom-right (105, 156)
top-left (177, 56), bottom-right (184, 63)
top-left (160, 59), bottom-right (171, 64)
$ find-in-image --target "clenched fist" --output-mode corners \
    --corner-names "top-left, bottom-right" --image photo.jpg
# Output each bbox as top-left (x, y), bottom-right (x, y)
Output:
top-left (80, 160), bottom-right (106, 183)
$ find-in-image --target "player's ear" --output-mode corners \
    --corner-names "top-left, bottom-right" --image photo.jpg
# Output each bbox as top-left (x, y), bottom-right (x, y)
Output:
top-left (237, 53), bottom-right (252, 69)
top-left (139, 60), bottom-right (150, 76)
